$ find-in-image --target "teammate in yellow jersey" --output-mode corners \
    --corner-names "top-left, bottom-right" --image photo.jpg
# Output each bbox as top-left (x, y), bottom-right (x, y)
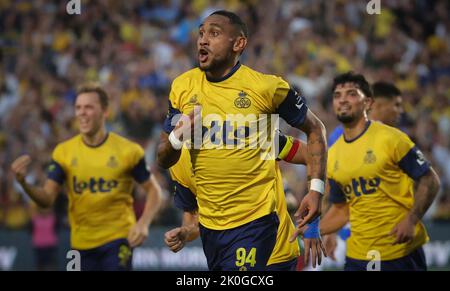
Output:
top-left (164, 132), bottom-right (326, 270)
top-left (11, 84), bottom-right (162, 271)
top-left (318, 72), bottom-right (440, 271)
top-left (157, 10), bottom-right (327, 270)
top-left (323, 81), bottom-right (407, 259)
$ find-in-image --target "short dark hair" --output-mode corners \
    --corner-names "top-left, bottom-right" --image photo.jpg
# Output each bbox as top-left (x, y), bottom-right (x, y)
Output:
top-left (332, 72), bottom-right (372, 98)
top-left (372, 81), bottom-right (401, 100)
top-left (76, 83), bottom-right (109, 109)
top-left (210, 10), bottom-right (248, 38)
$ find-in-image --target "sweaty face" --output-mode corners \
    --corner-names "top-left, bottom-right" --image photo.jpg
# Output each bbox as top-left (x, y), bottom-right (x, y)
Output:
top-left (333, 83), bottom-right (370, 124)
top-left (75, 93), bottom-right (106, 136)
top-left (369, 96), bottom-right (403, 126)
top-left (197, 15), bottom-right (239, 71)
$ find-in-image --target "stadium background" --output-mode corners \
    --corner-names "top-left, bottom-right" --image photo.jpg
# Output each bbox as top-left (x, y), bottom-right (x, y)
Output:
top-left (0, 0), bottom-right (449, 270)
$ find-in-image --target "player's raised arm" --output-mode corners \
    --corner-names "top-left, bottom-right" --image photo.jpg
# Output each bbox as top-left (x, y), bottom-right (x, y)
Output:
top-left (157, 131), bottom-right (182, 169)
top-left (157, 106), bottom-right (199, 169)
top-left (11, 155), bottom-right (61, 208)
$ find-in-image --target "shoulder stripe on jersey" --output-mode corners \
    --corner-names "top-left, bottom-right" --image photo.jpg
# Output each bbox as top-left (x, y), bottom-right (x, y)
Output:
top-left (47, 160), bottom-right (66, 185)
top-left (276, 89), bottom-right (308, 128)
top-left (131, 157), bottom-right (151, 184)
top-left (398, 146), bottom-right (431, 180)
top-left (163, 101), bottom-right (182, 134)
top-left (328, 178), bottom-right (347, 204)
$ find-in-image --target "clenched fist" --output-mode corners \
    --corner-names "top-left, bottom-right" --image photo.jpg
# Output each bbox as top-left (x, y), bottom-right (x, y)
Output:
top-left (11, 155), bottom-right (31, 183)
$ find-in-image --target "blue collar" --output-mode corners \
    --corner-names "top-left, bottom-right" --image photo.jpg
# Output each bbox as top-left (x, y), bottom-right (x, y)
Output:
top-left (82, 132), bottom-right (109, 148)
top-left (206, 62), bottom-right (241, 83)
top-left (344, 121), bottom-right (371, 143)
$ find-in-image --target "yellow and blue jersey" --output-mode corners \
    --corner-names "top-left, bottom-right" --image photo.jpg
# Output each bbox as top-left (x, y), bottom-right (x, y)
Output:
top-left (47, 132), bottom-right (150, 250)
top-left (169, 130), bottom-right (301, 266)
top-left (164, 62), bottom-right (308, 230)
top-left (328, 121), bottom-right (430, 260)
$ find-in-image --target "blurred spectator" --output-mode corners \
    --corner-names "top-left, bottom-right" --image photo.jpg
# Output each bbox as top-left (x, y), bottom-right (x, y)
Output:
top-left (3, 191), bottom-right (29, 230)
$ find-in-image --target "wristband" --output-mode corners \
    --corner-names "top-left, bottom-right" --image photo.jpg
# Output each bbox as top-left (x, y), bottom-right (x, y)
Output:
top-left (310, 178), bottom-right (325, 195)
top-left (169, 131), bottom-right (183, 150)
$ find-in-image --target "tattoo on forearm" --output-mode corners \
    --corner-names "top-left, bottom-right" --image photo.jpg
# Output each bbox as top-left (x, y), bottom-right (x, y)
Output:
top-left (411, 170), bottom-right (439, 221)
top-left (306, 131), bottom-right (327, 181)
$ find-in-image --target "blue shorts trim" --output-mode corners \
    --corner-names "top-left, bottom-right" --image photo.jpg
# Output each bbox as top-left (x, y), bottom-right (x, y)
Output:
top-left (77, 238), bottom-right (133, 271)
top-left (344, 247), bottom-right (427, 271)
top-left (199, 212), bottom-right (279, 271)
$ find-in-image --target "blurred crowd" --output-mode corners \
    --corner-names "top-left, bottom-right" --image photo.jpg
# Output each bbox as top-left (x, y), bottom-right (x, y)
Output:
top-left (0, 0), bottom-right (449, 231)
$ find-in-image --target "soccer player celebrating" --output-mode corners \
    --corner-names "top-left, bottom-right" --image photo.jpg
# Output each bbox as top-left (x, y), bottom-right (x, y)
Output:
top-left (11, 84), bottom-right (162, 271)
top-left (329, 81), bottom-right (404, 147)
top-left (157, 10), bottom-right (327, 270)
top-left (318, 72), bottom-right (440, 271)
top-left (323, 81), bottom-right (407, 258)
top-left (164, 132), bottom-right (326, 270)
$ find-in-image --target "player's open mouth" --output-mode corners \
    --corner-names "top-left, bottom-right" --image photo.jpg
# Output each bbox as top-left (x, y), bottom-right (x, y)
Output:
top-left (79, 118), bottom-right (89, 127)
top-left (339, 105), bottom-right (351, 113)
top-left (198, 48), bottom-right (209, 63)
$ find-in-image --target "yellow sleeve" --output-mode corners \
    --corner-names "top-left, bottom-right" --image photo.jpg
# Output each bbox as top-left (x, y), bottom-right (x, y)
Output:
top-left (168, 148), bottom-right (192, 189)
top-left (390, 128), bottom-right (431, 180)
top-left (169, 73), bottom-right (193, 111)
top-left (133, 143), bottom-right (146, 164)
top-left (169, 166), bottom-right (189, 188)
top-left (51, 144), bottom-right (64, 165)
top-left (169, 79), bottom-right (182, 110)
top-left (270, 76), bottom-right (291, 110)
top-left (391, 129), bottom-right (415, 163)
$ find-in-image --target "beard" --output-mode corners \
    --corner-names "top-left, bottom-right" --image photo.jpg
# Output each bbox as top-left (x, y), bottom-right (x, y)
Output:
top-left (336, 113), bottom-right (356, 124)
top-left (199, 49), bottom-right (234, 73)
top-left (199, 57), bottom-right (227, 72)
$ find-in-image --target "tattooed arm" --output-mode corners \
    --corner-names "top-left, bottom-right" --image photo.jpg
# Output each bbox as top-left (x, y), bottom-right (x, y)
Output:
top-left (410, 168), bottom-right (440, 222)
top-left (391, 168), bottom-right (440, 244)
top-left (294, 109), bottom-right (328, 227)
